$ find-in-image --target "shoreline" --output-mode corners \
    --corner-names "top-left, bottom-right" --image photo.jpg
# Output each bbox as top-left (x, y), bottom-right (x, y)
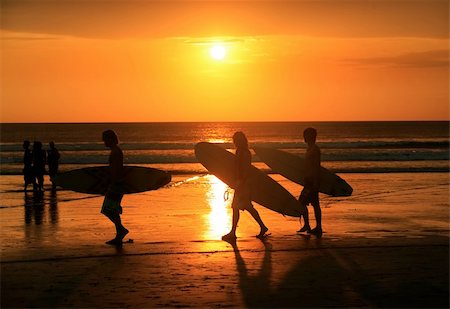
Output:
top-left (1, 164), bottom-right (449, 175)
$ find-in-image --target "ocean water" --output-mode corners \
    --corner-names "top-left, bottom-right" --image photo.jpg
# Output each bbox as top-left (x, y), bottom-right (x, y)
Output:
top-left (0, 121), bottom-right (449, 174)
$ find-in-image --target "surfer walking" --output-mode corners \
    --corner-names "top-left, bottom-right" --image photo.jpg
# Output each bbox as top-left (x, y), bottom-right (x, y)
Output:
top-left (222, 131), bottom-right (269, 242)
top-left (298, 127), bottom-right (322, 236)
top-left (101, 130), bottom-right (129, 245)
top-left (32, 141), bottom-right (47, 192)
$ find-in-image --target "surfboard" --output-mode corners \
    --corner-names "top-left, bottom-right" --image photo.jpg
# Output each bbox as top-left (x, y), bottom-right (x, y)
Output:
top-left (253, 147), bottom-right (353, 197)
top-left (195, 142), bottom-right (302, 217)
top-left (54, 166), bottom-right (171, 195)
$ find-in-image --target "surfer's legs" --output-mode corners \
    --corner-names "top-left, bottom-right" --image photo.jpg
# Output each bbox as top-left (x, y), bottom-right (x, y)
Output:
top-left (230, 208), bottom-right (239, 235)
top-left (113, 214), bottom-right (128, 239)
top-left (223, 208), bottom-right (239, 236)
top-left (223, 193), bottom-right (246, 240)
top-left (102, 199), bottom-right (127, 243)
top-left (222, 208), bottom-right (239, 241)
top-left (247, 207), bottom-right (268, 237)
top-left (24, 180), bottom-right (31, 192)
top-left (307, 190), bottom-right (322, 235)
top-left (311, 202), bottom-right (322, 231)
top-left (298, 188), bottom-right (313, 232)
top-left (35, 174), bottom-right (44, 191)
top-left (298, 201), bottom-right (311, 232)
top-left (105, 213), bottom-right (128, 242)
top-left (101, 195), bottom-right (127, 243)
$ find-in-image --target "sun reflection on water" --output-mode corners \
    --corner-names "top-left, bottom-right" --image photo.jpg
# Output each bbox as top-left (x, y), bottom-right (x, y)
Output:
top-left (206, 138), bottom-right (228, 144)
top-left (204, 175), bottom-right (232, 239)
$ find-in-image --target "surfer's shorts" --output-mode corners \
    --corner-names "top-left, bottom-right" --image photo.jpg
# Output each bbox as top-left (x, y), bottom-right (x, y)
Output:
top-left (101, 196), bottom-right (123, 216)
top-left (299, 179), bottom-right (319, 206)
top-left (299, 188), bottom-right (319, 206)
top-left (101, 183), bottom-right (124, 216)
top-left (232, 184), bottom-right (253, 211)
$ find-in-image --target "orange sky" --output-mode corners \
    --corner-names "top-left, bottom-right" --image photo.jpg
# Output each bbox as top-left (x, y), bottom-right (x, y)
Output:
top-left (1, 0), bottom-right (449, 122)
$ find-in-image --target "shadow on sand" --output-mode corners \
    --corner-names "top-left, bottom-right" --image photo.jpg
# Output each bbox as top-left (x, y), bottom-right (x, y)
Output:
top-left (228, 236), bottom-right (449, 308)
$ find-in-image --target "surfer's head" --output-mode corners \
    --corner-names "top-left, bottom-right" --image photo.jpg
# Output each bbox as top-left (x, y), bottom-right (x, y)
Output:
top-left (303, 127), bottom-right (317, 144)
top-left (233, 131), bottom-right (248, 149)
top-left (102, 130), bottom-right (119, 147)
top-left (23, 140), bottom-right (30, 149)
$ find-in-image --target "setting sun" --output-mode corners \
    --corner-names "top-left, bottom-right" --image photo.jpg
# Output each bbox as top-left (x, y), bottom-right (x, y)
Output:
top-left (210, 44), bottom-right (226, 60)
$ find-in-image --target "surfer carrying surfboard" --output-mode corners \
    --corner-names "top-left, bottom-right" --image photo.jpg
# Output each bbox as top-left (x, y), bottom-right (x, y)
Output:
top-left (222, 132), bottom-right (269, 242)
top-left (101, 130), bottom-right (129, 245)
top-left (298, 127), bottom-right (322, 236)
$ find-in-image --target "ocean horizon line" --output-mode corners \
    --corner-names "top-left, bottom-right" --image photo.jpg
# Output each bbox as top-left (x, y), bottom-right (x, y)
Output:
top-left (2, 120), bottom-right (450, 125)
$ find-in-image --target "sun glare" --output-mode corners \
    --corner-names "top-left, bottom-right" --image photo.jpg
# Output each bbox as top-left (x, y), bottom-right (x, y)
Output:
top-left (210, 44), bottom-right (226, 60)
top-left (205, 175), bottom-right (231, 239)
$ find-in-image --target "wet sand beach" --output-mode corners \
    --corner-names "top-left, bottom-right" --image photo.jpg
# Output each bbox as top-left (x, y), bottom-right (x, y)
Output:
top-left (1, 173), bottom-right (449, 308)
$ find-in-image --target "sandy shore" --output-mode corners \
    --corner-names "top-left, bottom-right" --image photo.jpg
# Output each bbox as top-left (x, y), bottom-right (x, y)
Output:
top-left (1, 173), bottom-right (449, 308)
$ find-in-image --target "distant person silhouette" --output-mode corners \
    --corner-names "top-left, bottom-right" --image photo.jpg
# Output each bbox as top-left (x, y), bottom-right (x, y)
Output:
top-left (47, 141), bottom-right (60, 189)
top-left (222, 131), bottom-right (269, 242)
top-left (101, 129), bottom-right (128, 245)
top-left (32, 141), bottom-right (46, 192)
top-left (297, 127), bottom-right (322, 237)
top-left (22, 140), bottom-right (34, 192)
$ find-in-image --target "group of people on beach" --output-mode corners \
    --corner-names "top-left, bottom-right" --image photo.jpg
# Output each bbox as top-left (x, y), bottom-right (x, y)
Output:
top-left (22, 140), bottom-right (60, 192)
top-left (100, 128), bottom-right (322, 246)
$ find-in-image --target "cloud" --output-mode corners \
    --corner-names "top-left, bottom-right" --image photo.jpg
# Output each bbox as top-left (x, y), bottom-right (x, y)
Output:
top-left (0, 30), bottom-right (62, 40)
top-left (182, 37), bottom-right (247, 45)
top-left (1, 0), bottom-right (448, 39)
top-left (1, 37), bottom-right (60, 40)
top-left (343, 49), bottom-right (450, 68)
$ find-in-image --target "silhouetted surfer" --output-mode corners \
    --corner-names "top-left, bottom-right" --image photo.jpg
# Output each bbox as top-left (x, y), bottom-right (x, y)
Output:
top-left (22, 140), bottom-right (34, 192)
top-left (298, 128), bottom-right (322, 237)
top-left (32, 141), bottom-right (46, 192)
top-left (101, 130), bottom-right (128, 245)
top-left (47, 141), bottom-right (60, 189)
top-left (222, 131), bottom-right (269, 242)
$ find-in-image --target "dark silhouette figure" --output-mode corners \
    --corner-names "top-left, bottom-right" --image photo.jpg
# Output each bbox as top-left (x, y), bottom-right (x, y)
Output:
top-left (101, 130), bottom-right (128, 245)
top-left (298, 127), bottom-right (322, 237)
top-left (22, 140), bottom-right (34, 192)
top-left (47, 141), bottom-right (60, 189)
top-left (32, 141), bottom-right (46, 192)
top-left (222, 131), bottom-right (268, 242)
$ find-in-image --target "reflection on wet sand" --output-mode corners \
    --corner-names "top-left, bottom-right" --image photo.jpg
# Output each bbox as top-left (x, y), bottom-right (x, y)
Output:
top-left (24, 188), bottom-right (59, 226)
top-left (204, 175), bottom-right (232, 239)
